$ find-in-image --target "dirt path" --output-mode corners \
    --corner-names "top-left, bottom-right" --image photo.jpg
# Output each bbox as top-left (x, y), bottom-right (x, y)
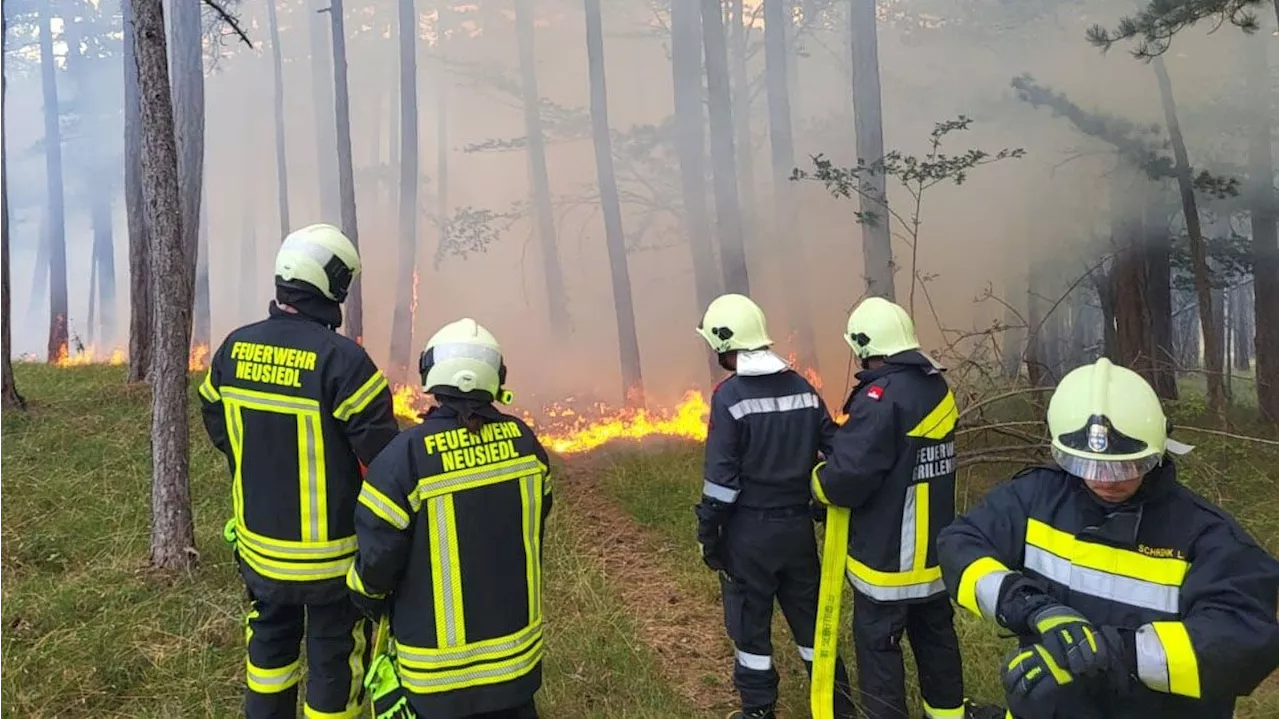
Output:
top-left (558, 456), bottom-right (737, 714)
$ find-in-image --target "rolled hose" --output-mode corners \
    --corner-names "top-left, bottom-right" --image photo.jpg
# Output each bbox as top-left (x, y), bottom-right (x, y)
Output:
top-left (222, 518), bottom-right (237, 545)
top-left (809, 505), bottom-right (850, 719)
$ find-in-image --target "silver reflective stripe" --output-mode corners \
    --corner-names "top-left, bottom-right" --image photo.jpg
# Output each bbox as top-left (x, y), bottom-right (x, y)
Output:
top-left (420, 456), bottom-right (542, 496)
top-left (304, 413), bottom-right (321, 541)
top-left (431, 341), bottom-right (503, 370)
top-left (220, 387), bottom-right (318, 412)
top-left (239, 550), bottom-right (351, 578)
top-left (975, 569), bottom-right (1012, 619)
top-left (430, 496), bottom-right (462, 646)
top-left (238, 529), bottom-right (357, 557)
top-left (400, 640), bottom-right (542, 692)
top-left (359, 485), bottom-right (410, 530)
top-left (846, 571), bottom-right (946, 602)
top-left (1135, 623), bottom-right (1170, 693)
top-left (727, 392), bottom-right (819, 420)
top-left (246, 662), bottom-right (301, 689)
top-left (702, 480), bottom-right (739, 503)
top-left (1024, 546), bottom-right (1180, 614)
top-left (735, 650), bottom-right (772, 671)
top-left (797, 646), bottom-right (815, 661)
top-left (899, 485), bottom-right (917, 572)
top-left (523, 474), bottom-right (541, 622)
top-left (399, 623), bottom-right (542, 666)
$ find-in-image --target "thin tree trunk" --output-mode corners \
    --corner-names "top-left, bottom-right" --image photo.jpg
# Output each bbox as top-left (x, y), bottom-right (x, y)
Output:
top-left (434, 3), bottom-right (450, 271)
top-left (2, 36), bottom-right (25, 409)
top-left (92, 193), bottom-right (118, 345)
top-left (515, 0), bottom-right (569, 336)
top-left (388, 0), bottom-right (419, 382)
top-left (701, 0), bottom-right (749, 296)
top-left (124, 0), bottom-right (152, 382)
top-left (584, 0), bottom-right (643, 406)
top-left (268, 0), bottom-right (290, 237)
top-left (1233, 283), bottom-right (1252, 371)
top-left (1097, 272), bottom-right (1118, 364)
top-left (329, 0), bottom-right (363, 341)
top-left (672, 0), bottom-right (722, 383)
top-left (1112, 243), bottom-right (1155, 387)
top-left (1152, 57), bottom-right (1224, 420)
top-left (26, 215), bottom-right (48, 332)
top-left (1244, 34), bottom-right (1278, 422)
top-left (193, 189), bottom-right (211, 346)
top-left (310, 6), bottom-right (339, 224)
top-left (1213, 287), bottom-right (1229, 402)
top-left (39, 5), bottom-right (69, 362)
top-left (729, 0), bottom-right (758, 275)
top-left (134, 0), bottom-right (197, 571)
top-left (763, 0), bottom-right (818, 370)
top-left (849, 0), bottom-right (894, 301)
top-left (88, 243), bottom-right (99, 345)
top-left (1143, 206), bottom-right (1177, 399)
top-left (170, 0), bottom-right (204, 353)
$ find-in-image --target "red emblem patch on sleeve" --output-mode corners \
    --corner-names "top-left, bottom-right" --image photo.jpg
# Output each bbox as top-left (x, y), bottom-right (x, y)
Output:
top-left (866, 386), bottom-right (883, 401)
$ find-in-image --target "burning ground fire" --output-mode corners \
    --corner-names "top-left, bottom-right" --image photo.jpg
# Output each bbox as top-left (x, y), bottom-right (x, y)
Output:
top-left (52, 343), bottom-right (212, 372)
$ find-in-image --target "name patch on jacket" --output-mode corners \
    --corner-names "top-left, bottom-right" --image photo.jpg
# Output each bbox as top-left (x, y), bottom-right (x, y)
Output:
top-left (913, 441), bottom-right (955, 481)
top-left (229, 342), bottom-right (317, 389)
top-left (424, 421), bottom-right (525, 471)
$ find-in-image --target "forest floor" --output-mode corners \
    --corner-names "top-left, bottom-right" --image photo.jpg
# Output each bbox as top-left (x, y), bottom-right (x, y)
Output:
top-left (2, 364), bottom-right (1276, 718)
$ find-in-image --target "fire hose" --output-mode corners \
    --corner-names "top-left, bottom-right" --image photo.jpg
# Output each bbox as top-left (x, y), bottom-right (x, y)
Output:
top-left (809, 478), bottom-right (851, 719)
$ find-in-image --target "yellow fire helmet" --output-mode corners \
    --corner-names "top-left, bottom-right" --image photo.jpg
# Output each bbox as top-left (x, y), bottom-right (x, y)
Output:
top-left (696, 293), bottom-right (774, 354)
top-left (844, 296), bottom-right (920, 359)
top-left (1047, 358), bottom-right (1192, 483)
top-left (419, 318), bottom-right (512, 404)
top-left (274, 223), bottom-right (361, 302)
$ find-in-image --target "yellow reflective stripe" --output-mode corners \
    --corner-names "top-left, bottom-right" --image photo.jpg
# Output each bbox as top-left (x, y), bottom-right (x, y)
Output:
top-left (246, 657), bottom-right (302, 694)
top-left (359, 482), bottom-right (411, 530)
top-left (333, 370), bottom-right (389, 421)
top-left (847, 557), bottom-right (942, 587)
top-left (906, 390), bottom-right (958, 439)
top-left (956, 556), bottom-right (1010, 618)
top-left (303, 704), bottom-right (361, 719)
top-left (810, 505), bottom-right (851, 719)
top-left (1026, 519), bottom-right (1189, 586)
top-left (398, 638), bottom-right (542, 694)
top-left (417, 455), bottom-right (542, 499)
top-left (238, 543), bottom-right (352, 582)
top-left (898, 483), bottom-right (929, 572)
top-left (1033, 644), bottom-right (1073, 685)
top-left (346, 616), bottom-right (369, 708)
top-left (234, 523), bottom-right (356, 561)
top-left (428, 494), bottom-right (466, 647)
top-left (922, 700), bottom-right (965, 719)
top-left (226, 401), bottom-right (246, 524)
top-left (221, 385), bottom-right (320, 412)
top-left (1154, 621), bottom-right (1201, 698)
top-left (199, 371), bottom-right (220, 402)
top-left (346, 563), bottom-right (385, 599)
top-left (811, 461), bottom-right (832, 505)
top-left (520, 475), bottom-right (542, 624)
top-left (297, 411), bottom-right (329, 542)
top-left (398, 622), bottom-right (542, 668)
top-left (539, 461), bottom-right (552, 495)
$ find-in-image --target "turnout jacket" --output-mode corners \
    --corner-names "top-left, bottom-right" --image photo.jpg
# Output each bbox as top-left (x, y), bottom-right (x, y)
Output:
top-left (347, 403), bottom-right (553, 718)
top-left (937, 460), bottom-right (1279, 718)
top-left (703, 351), bottom-right (837, 510)
top-left (812, 351), bottom-right (957, 603)
top-left (199, 303), bottom-right (399, 605)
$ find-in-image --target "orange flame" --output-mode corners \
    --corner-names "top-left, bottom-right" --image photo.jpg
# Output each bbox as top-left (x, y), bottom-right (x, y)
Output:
top-left (50, 344), bottom-right (209, 371)
top-left (410, 269), bottom-right (420, 318)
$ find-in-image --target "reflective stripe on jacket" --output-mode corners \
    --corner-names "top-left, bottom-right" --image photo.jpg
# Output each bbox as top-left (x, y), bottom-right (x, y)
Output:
top-left (937, 461), bottom-right (1279, 718)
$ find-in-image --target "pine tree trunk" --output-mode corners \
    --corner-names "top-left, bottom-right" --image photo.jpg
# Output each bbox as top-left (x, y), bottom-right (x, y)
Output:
top-left (193, 188), bottom-right (211, 346)
top-left (26, 216), bottom-right (48, 332)
top-left (1233, 283), bottom-right (1252, 371)
top-left (124, 0), bottom-right (152, 382)
top-left (434, 3), bottom-right (450, 273)
top-left (330, 0), bottom-right (363, 341)
top-left (701, 0), bottom-right (749, 296)
top-left (848, 0), bottom-right (894, 301)
top-left (310, 6), bottom-right (340, 224)
top-left (1143, 208), bottom-right (1177, 399)
top-left (1244, 34), bottom-right (1278, 422)
top-left (39, 5), bottom-right (69, 362)
top-left (1097, 271), bottom-right (1118, 364)
top-left (1152, 57), bottom-right (1224, 420)
top-left (88, 244), bottom-right (99, 345)
top-left (671, 0), bottom-right (722, 384)
top-left (1025, 268), bottom-right (1048, 387)
top-left (388, 0), bottom-right (419, 383)
top-left (1112, 243), bottom-right (1156, 387)
top-left (171, 0), bottom-right (205, 353)
top-left (134, 0), bottom-right (197, 571)
top-left (585, 0), bottom-right (644, 406)
top-left (92, 193), bottom-right (118, 345)
top-left (515, 0), bottom-right (568, 337)
top-left (1000, 274), bottom-right (1025, 379)
top-left (2, 42), bottom-right (24, 410)
top-left (268, 0), bottom-right (291, 238)
top-left (729, 0), bottom-right (758, 275)
top-left (763, 0), bottom-right (818, 370)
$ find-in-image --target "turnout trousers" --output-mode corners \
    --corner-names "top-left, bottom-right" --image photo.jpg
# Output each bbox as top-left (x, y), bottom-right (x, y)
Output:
top-left (719, 506), bottom-right (856, 717)
top-left (244, 598), bottom-right (374, 719)
top-left (851, 590), bottom-right (965, 719)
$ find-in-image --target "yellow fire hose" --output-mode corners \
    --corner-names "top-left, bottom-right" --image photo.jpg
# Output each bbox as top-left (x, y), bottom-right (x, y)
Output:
top-left (810, 503), bottom-right (851, 719)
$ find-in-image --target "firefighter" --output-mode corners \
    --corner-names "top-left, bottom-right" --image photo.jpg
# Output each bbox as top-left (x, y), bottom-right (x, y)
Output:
top-left (811, 297), bottom-right (1000, 719)
top-left (694, 293), bottom-right (856, 719)
top-left (346, 318), bottom-right (552, 719)
top-left (199, 223), bottom-right (400, 719)
top-left (937, 358), bottom-right (1279, 719)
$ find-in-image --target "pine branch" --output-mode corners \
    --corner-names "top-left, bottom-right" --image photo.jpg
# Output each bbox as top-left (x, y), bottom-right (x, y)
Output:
top-left (200, 0), bottom-right (251, 47)
top-left (1085, 0), bottom-right (1270, 59)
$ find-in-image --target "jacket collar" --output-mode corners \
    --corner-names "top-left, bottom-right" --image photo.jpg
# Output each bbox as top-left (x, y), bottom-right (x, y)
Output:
top-left (736, 350), bottom-right (789, 377)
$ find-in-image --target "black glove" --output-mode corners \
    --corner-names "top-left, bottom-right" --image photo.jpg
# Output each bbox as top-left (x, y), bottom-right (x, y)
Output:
top-left (1002, 643), bottom-right (1074, 717)
top-left (350, 591), bottom-right (389, 622)
top-left (1026, 604), bottom-right (1107, 677)
top-left (695, 498), bottom-right (732, 573)
top-left (700, 540), bottom-right (728, 572)
top-left (809, 501), bottom-right (827, 524)
top-left (995, 574), bottom-right (1059, 634)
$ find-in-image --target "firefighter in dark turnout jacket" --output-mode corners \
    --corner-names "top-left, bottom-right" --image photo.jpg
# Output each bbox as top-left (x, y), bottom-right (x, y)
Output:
top-left (811, 297), bottom-right (999, 719)
top-left (347, 318), bottom-right (552, 719)
top-left (694, 294), bottom-right (856, 719)
top-left (199, 223), bottom-right (400, 719)
top-left (937, 358), bottom-right (1279, 719)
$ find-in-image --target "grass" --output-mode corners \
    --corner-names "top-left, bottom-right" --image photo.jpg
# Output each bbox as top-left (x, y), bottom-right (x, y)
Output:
top-left (0, 365), bottom-right (690, 718)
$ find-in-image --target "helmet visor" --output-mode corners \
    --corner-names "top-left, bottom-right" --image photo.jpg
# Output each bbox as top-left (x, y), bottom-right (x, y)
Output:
top-left (1051, 446), bottom-right (1161, 483)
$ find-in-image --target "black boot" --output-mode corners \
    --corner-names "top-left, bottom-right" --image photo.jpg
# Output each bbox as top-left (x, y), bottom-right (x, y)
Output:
top-left (964, 699), bottom-right (1009, 719)
top-left (724, 707), bottom-right (776, 719)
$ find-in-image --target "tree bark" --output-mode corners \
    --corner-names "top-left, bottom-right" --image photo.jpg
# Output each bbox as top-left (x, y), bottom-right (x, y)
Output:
top-left (585, 0), bottom-right (644, 406)
top-left (671, 0), bottom-right (722, 383)
top-left (329, 0), bottom-right (363, 341)
top-left (1152, 57), bottom-right (1224, 420)
top-left (268, 0), bottom-right (291, 238)
top-left (193, 187), bottom-right (211, 346)
top-left (435, 4), bottom-right (450, 272)
top-left (1244, 35), bottom-right (1278, 422)
top-left (1143, 206), bottom-right (1177, 399)
top-left (124, 0), bottom-right (152, 382)
top-left (39, 4), bottom-right (69, 362)
top-left (849, 0), bottom-right (894, 301)
top-left (1233, 283), bottom-right (1253, 371)
top-left (388, 0), bottom-right (419, 382)
top-left (729, 0), bottom-right (758, 275)
top-left (701, 0), bottom-right (749, 296)
top-left (1112, 243), bottom-right (1156, 387)
top-left (2, 38), bottom-right (25, 410)
top-left (170, 0), bottom-right (205, 352)
top-left (134, 0), bottom-right (197, 571)
top-left (310, 5), bottom-right (339, 224)
top-left (91, 193), bottom-right (118, 345)
top-left (763, 0), bottom-right (818, 370)
top-left (514, 0), bottom-right (569, 336)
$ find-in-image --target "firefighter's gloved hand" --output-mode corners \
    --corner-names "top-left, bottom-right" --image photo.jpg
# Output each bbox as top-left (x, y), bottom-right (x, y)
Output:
top-left (809, 501), bottom-right (827, 524)
top-left (350, 591), bottom-right (389, 623)
top-left (699, 540), bottom-right (728, 572)
top-left (1001, 643), bottom-right (1073, 717)
top-left (694, 498), bottom-right (731, 572)
top-left (1028, 604), bottom-right (1107, 677)
top-left (995, 573), bottom-right (1058, 634)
